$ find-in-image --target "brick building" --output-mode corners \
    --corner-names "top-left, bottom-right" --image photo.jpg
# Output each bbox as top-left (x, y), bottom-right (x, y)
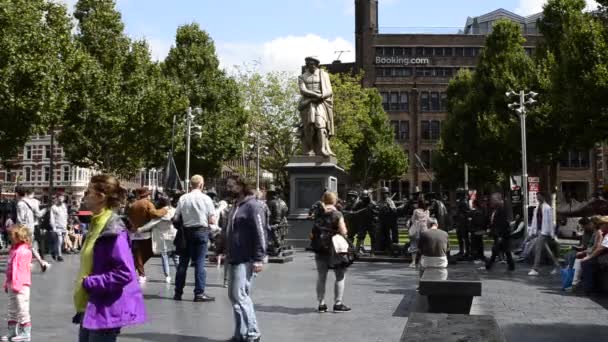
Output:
top-left (324, 1), bottom-right (596, 200)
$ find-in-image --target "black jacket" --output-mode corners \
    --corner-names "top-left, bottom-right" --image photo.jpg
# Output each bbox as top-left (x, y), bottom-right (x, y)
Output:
top-left (226, 196), bottom-right (267, 265)
top-left (489, 207), bottom-right (510, 239)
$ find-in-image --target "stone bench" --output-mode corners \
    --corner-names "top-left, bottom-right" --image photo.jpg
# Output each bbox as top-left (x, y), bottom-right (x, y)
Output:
top-left (418, 268), bottom-right (482, 314)
top-left (400, 313), bottom-right (506, 342)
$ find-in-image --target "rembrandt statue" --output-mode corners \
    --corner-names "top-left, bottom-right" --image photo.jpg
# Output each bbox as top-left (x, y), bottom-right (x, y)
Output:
top-left (298, 57), bottom-right (335, 157)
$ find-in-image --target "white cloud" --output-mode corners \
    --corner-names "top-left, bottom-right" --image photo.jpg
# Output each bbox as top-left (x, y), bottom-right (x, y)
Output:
top-left (217, 34), bottom-right (355, 74)
top-left (515, 0), bottom-right (599, 15)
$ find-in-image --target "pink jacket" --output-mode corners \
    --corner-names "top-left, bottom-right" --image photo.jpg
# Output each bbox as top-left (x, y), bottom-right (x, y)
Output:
top-left (3, 243), bottom-right (32, 293)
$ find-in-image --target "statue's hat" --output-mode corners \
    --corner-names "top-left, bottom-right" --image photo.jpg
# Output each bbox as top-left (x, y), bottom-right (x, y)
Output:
top-left (305, 56), bottom-right (320, 65)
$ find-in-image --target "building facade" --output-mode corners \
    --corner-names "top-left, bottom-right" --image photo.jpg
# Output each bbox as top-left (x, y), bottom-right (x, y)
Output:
top-left (349, 1), bottom-right (595, 200)
top-left (0, 133), bottom-right (164, 208)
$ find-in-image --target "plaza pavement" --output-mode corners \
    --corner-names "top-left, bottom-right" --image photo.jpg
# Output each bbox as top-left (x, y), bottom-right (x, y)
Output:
top-left (0, 251), bottom-right (607, 342)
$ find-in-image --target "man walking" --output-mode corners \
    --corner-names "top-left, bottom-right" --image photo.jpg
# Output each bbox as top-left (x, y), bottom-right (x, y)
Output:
top-left (528, 193), bottom-right (560, 276)
top-left (225, 175), bottom-right (267, 342)
top-left (173, 175), bottom-right (216, 302)
top-left (49, 194), bottom-right (68, 261)
top-left (484, 193), bottom-right (515, 271)
top-left (15, 187), bottom-right (50, 271)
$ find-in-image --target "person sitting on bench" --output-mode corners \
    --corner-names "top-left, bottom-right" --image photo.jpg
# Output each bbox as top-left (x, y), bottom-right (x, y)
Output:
top-left (419, 218), bottom-right (449, 277)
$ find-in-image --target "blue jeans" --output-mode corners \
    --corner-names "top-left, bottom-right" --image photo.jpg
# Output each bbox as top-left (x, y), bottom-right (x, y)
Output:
top-left (79, 327), bottom-right (120, 342)
top-left (175, 230), bottom-right (209, 296)
top-left (228, 262), bottom-right (260, 341)
top-left (161, 240), bottom-right (179, 278)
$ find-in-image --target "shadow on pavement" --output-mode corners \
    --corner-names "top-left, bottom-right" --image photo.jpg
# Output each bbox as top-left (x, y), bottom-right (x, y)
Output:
top-left (254, 304), bottom-right (318, 315)
top-left (503, 323), bottom-right (608, 342)
top-left (121, 332), bottom-right (225, 342)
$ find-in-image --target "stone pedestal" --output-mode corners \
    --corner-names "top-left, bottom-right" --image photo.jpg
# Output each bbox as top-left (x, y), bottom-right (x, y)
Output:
top-left (285, 155), bottom-right (344, 248)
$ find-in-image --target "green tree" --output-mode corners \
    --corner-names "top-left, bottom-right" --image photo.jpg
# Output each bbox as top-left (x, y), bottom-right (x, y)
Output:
top-left (0, 0), bottom-right (75, 163)
top-left (164, 23), bottom-right (247, 178)
top-left (60, 0), bottom-right (185, 176)
top-left (236, 68), bottom-right (300, 191)
top-left (439, 20), bottom-right (544, 184)
top-left (539, 0), bottom-right (608, 149)
top-left (330, 73), bottom-right (408, 186)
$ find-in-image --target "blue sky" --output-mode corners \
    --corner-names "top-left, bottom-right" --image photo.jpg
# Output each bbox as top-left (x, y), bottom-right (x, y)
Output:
top-left (61, 0), bottom-right (599, 72)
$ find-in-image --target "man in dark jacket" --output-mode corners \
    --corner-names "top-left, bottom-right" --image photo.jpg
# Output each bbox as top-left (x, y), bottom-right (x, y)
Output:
top-left (225, 175), bottom-right (267, 342)
top-left (485, 193), bottom-right (515, 271)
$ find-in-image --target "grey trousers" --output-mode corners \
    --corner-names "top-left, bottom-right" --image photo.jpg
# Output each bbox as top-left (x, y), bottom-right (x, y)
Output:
top-left (315, 256), bottom-right (346, 304)
top-left (533, 235), bottom-right (560, 269)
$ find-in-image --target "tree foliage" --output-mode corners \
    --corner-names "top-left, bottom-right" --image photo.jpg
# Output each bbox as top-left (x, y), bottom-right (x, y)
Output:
top-left (236, 68), bottom-right (300, 191)
top-left (0, 0), bottom-right (74, 164)
top-left (330, 73), bottom-right (408, 186)
top-left (164, 24), bottom-right (247, 178)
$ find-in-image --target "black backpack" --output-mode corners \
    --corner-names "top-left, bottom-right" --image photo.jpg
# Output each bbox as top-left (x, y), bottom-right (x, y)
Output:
top-left (39, 209), bottom-right (52, 231)
top-left (310, 210), bottom-right (339, 254)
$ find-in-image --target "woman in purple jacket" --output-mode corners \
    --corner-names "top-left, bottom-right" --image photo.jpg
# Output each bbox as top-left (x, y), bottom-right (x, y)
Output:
top-left (73, 175), bottom-right (146, 342)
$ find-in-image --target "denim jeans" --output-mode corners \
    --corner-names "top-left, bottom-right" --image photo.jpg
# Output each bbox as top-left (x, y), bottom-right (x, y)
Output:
top-left (49, 231), bottom-right (64, 258)
top-left (161, 239), bottom-right (179, 278)
top-left (79, 326), bottom-right (120, 342)
top-left (175, 230), bottom-right (209, 296)
top-left (228, 262), bottom-right (260, 341)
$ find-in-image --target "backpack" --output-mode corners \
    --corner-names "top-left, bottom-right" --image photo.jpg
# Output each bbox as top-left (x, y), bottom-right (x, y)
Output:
top-left (310, 210), bottom-right (340, 254)
top-left (39, 209), bottom-right (52, 231)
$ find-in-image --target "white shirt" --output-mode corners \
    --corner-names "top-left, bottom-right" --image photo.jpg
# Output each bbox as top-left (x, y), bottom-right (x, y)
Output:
top-left (16, 197), bottom-right (42, 230)
top-left (602, 234), bottom-right (608, 249)
top-left (50, 203), bottom-right (69, 231)
top-left (530, 202), bottom-right (554, 238)
top-left (174, 189), bottom-right (216, 229)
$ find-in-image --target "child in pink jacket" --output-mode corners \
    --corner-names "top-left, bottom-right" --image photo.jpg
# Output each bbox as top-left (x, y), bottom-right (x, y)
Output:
top-left (2, 225), bottom-right (33, 342)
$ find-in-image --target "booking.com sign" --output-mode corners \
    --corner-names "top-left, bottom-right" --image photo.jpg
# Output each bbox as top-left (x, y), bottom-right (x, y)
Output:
top-left (375, 56), bottom-right (430, 65)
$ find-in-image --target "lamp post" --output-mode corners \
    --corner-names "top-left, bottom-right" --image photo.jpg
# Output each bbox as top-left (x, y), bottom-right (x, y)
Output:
top-left (507, 89), bottom-right (538, 228)
top-left (185, 107), bottom-right (202, 191)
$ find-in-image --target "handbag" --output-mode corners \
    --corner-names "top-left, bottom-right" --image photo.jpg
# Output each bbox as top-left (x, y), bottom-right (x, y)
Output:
top-left (172, 215), bottom-right (187, 253)
top-left (329, 234), bottom-right (356, 269)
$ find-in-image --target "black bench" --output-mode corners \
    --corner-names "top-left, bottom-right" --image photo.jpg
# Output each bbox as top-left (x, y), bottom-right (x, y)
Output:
top-left (418, 268), bottom-right (481, 314)
top-left (400, 313), bottom-right (506, 342)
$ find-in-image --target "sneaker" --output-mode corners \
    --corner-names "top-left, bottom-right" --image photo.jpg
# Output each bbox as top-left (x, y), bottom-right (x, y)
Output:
top-left (528, 269), bottom-right (539, 276)
top-left (10, 325), bottom-right (30, 342)
top-left (409, 262), bottom-right (416, 268)
top-left (473, 260), bottom-right (483, 265)
top-left (333, 303), bottom-right (351, 313)
top-left (318, 304), bottom-right (328, 313)
top-left (138, 276), bottom-right (147, 284)
top-left (550, 268), bottom-right (559, 275)
top-left (165, 276), bottom-right (171, 284)
top-left (173, 294), bottom-right (182, 301)
top-left (193, 294), bottom-right (215, 302)
top-left (57, 256), bottom-right (64, 262)
top-left (40, 261), bottom-right (50, 273)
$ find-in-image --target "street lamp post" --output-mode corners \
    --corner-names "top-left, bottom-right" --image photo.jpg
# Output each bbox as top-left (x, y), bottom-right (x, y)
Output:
top-left (184, 107), bottom-right (202, 191)
top-left (507, 89), bottom-right (538, 228)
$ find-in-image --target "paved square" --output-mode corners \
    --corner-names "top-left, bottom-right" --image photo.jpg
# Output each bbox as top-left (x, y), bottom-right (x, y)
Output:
top-left (0, 252), bottom-right (607, 341)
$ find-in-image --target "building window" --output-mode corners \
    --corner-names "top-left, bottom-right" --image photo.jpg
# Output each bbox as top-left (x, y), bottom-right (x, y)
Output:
top-left (416, 47), bottom-right (424, 56)
top-left (430, 92), bottom-right (440, 111)
top-left (25, 146), bottom-right (32, 160)
top-left (455, 47), bottom-right (464, 57)
top-left (391, 121), bottom-right (400, 141)
top-left (420, 92), bottom-right (430, 112)
top-left (400, 92), bottom-right (409, 111)
top-left (44, 145), bottom-right (51, 159)
top-left (381, 92), bottom-right (389, 111)
top-left (390, 92), bottom-right (400, 111)
top-left (43, 166), bottom-right (50, 182)
top-left (63, 166), bottom-right (70, 181)
top-left (421, 120), bottom-right (441, 140)
top-left (441, 92), bottom-right (448, 111)
top-left (24, 167), bottom-right (31, 182)
top-left (420, 150), bottom-right (432, 169)
top-left (403, 47), bottom-right (412, 56)
top-left (376, 47), bottom-right (384, 56)
top-left (431, 120), bottom-right (441, 140)
top-left (560, 150), bottom-right (590, 168)
top-left (400, 121), bottom-right (410, 140)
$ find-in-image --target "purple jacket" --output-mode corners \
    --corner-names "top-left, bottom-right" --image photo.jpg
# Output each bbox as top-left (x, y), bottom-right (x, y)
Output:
top-left (82, 214), bottom-right (146, 330)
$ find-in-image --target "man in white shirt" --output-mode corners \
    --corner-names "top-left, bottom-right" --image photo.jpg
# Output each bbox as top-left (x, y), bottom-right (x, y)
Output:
top-left (15, 187), bottom-right (50, 271)
top-left (173, 175), bottom-right (217, 302)
top-left (580, 216), bottom-right (608, 293)
top-left (49, 194), bottom-right (69, 261)
top-left (529, 193), bottom-right (560, 276)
